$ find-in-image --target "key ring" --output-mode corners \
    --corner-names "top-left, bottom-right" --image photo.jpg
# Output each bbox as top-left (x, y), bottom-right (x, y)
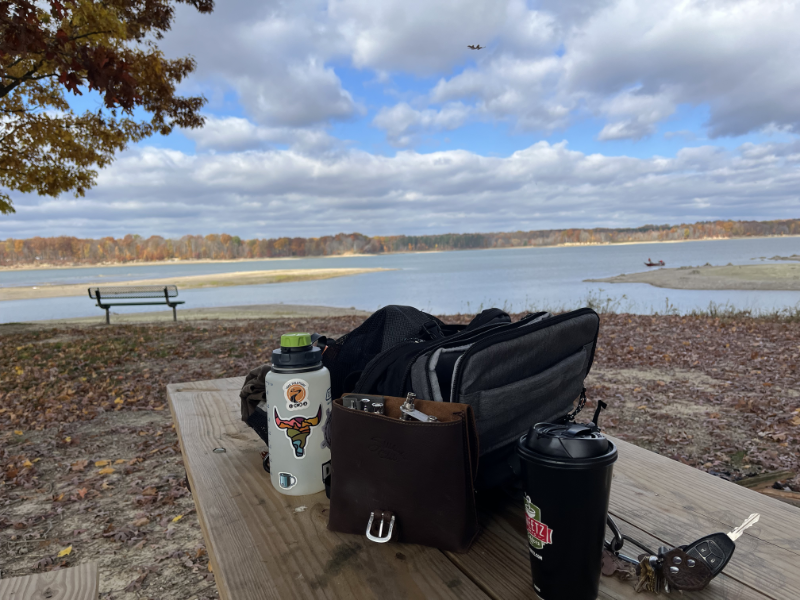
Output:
top-left (605, 515), bottom-right (657, 557)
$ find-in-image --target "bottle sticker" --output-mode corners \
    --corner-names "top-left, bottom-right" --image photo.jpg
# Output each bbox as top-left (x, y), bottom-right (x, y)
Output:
top-left (321, 408), bottom-right (332, 450)
top-left (283, 379), bottom-right (310, 411)
top-left (274, 407), bottom-right (322, 459)
top-left (524, 494), bottom-right (553, 550)
top-left (278, 472), bottom-right (297, 489)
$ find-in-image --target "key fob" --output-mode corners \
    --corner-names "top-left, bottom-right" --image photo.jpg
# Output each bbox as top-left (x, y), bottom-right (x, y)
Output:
top-left (662, 548), bottom-right (714, 591)
top-left (680, 532), bottom-right (735, 577)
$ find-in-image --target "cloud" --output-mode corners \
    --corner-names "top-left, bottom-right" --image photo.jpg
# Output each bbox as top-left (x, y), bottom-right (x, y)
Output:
top-left (423, 0), bottom-right (800, 138)
top-left (596, 88), bottom-right (676, 141)
top-left (372, 102), bottom-right (471, 146)
top-left (560, 0), bottom-right (800, 137)
top-left (158, 0), bottom-right (800, 140)
top-left (4, 139), bottom-right (800, 239)
top-left (184, 116), bottom-right (339, 153)
top-left (431, 55), bottom-right (570, 132)
top-left (331, 0), bottom-right (511, 76)
top-left (161, 0), bottom-right (362, 127)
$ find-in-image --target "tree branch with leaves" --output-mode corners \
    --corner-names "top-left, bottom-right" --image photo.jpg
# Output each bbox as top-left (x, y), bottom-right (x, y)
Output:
top-left (0, 0), bottom-right (213, 214)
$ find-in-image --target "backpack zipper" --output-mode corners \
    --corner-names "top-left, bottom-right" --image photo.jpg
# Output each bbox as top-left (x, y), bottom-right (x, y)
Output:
top-left (400, 311), bottom-right (549, 397)
top-left (448, 307), bottom-right (599, 402)
top-left (356, 312), bottom-right (547, 394)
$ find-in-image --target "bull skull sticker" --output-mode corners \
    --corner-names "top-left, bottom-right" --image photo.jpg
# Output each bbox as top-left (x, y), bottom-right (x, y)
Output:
top-left (274, 406), bottom-right (322, 459)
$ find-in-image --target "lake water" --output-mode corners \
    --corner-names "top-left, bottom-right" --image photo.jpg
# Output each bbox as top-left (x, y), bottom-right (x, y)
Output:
top-left (1, 237), bottom-right (799, 323)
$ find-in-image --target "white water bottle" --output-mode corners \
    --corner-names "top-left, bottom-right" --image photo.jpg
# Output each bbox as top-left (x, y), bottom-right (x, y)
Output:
top-left (264, 333), bottom-right (331, 496)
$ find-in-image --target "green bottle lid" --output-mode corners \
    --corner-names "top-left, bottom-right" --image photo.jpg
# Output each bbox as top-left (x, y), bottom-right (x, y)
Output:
top-left (280, 332), bottom-right (312, 348)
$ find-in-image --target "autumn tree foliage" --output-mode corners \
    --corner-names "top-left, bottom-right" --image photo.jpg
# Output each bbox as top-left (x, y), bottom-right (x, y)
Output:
top-left (0, 0), bottom-right (213, 215)
top-left (2, 219), bottom-right (799, 266)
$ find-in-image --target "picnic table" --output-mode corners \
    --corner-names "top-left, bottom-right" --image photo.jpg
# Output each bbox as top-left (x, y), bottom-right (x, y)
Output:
top-left (166, 377), bottom-right (800, 600)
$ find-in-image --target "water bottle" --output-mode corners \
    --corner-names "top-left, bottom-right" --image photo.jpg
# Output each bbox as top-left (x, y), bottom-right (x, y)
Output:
top-left (265, 333), bottom-right (332, 496)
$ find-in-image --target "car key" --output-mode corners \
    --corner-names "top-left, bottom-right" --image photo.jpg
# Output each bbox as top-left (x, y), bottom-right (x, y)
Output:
top-left (727, 513), bottom-right (759, 541)
top-left (679, 512), bottom-right (759, 578)
top-left (680, 532), bottom-right (735, 577)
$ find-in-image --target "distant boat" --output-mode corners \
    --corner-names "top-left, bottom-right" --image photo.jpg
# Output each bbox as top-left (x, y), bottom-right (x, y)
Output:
top-left (644, 258), bottom-right (665, 267)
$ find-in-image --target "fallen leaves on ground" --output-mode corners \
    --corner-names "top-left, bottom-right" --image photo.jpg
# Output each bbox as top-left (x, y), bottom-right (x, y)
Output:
top-left (0, 316), bottom-right (363, 599)
top-left (1, 313), bottom-right (797, 599)
top-left (586, 313), bottom-right (800, 488)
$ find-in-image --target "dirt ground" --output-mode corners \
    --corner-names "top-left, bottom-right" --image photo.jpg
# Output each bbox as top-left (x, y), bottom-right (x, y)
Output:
top-left (1, 312), bottom-right (799, 598)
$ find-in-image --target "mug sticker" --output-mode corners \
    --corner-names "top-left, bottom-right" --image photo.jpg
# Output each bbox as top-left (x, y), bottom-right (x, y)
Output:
top-left (278, 472), bottom-right (297, 489)
top-left (283, 379), bottom-right (310, 411)
top-left (524, 494), bottom-right (553, 549)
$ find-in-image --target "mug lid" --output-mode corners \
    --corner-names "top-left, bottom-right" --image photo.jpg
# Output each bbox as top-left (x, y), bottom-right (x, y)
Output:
top-left (524, 422), bottom-right (610, 460)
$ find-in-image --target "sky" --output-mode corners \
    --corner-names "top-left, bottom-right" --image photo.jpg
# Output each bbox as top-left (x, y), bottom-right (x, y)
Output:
top-left (4, 0), bottom-right (800, 240)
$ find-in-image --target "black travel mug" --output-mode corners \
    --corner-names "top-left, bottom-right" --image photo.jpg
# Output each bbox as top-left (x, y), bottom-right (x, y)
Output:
top-left (517, 422), bottom-right (618, 600)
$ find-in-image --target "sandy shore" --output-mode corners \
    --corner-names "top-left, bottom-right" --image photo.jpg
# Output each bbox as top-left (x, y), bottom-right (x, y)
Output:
top-left (0, 267), bottom-right (390, 301)
top-left (587, 263), bottom-right (800, 290)
top-left (0, 303), bottom-right (372, 332)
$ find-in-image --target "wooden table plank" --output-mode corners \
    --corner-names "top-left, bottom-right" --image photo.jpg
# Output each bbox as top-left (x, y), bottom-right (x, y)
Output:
top-left (0, 562), bottom-right (98, 599)
top-left (449, 435), bottom-right (800, 600)
top-left (169, 378), bottom-right (800, 600)
top-left (606, 437), bottom-right (800, 600)
top-left (167, 378), bottom-right (490, 600)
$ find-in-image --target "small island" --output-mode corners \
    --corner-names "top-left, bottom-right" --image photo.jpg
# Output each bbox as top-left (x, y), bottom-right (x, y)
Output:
top-left (586, 263), bottom-right (800, 290)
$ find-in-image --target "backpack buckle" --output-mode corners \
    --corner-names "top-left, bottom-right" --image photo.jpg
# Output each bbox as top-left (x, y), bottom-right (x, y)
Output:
top-left (421, 320), bottom-right (443, 340)
top-left (366, 511), bottom-right (395, 543)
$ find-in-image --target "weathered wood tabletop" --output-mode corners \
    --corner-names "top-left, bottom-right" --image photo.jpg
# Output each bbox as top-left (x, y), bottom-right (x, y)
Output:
top-left (0, 562), bottom-right (98, 599)
top-left (167, 378), bottom-right (800, 600)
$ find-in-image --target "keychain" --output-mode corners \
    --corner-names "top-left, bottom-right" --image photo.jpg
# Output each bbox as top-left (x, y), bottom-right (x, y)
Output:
top-left (603, 513), bottom-right (760, 594)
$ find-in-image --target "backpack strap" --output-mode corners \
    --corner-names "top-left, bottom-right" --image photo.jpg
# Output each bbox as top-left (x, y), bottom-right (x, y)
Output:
top-left (464, 308), bottom-right (511, 331)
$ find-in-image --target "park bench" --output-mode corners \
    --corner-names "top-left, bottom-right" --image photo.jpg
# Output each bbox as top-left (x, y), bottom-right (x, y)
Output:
top-left (87, 285), bottom-right (185, 324)
top-left (167, 377), bottom-right (800, 600)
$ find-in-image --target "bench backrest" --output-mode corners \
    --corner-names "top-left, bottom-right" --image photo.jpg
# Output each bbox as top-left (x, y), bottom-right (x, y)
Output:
top-left (88, 285), bottom-right (179, 300)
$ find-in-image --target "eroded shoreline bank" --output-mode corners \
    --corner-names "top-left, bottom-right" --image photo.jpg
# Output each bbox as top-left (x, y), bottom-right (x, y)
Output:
top-left (0, 267), bottom-right (390, 301)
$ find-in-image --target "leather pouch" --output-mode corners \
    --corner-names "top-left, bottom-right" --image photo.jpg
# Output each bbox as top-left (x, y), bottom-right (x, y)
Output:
top-left (328, 394), bottom-right (480, 553)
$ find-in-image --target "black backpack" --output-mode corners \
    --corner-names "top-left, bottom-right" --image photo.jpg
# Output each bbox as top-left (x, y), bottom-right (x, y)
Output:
top-left (322, 305), bottom-right (600, 487)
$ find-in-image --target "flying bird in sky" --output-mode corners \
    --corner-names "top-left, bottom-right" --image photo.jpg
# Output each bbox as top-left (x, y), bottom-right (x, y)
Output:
top-left (467, 45), bottom-right (484, 50)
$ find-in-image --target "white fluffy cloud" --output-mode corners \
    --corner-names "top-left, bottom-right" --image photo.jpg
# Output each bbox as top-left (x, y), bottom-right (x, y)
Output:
top-left (372, 102), bottom-right (471, 146)
top-left (159, 0), bottom-right (800, 141)
top-left (424, 0), bottom-right (800, 139)
top-left (161, 0), bottom-right (361, 128)
top-left (597, 88), bottom-right (677, 141)
top-left (5, 0), bottom-right (800, 238)
top-left (5, 139), bottom-right (800, 239)
top-left (183, 116), bottom-right (339, 153)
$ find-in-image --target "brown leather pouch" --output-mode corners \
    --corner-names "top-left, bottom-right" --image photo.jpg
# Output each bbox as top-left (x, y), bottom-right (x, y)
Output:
top-left (328, 394), bottom-right (480, 553)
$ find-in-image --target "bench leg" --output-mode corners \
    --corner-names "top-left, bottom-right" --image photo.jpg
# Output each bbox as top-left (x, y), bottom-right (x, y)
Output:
top-left (105, 307), bottom-right (110, 325)
top-left (172, 305), bottom-right (177, 322)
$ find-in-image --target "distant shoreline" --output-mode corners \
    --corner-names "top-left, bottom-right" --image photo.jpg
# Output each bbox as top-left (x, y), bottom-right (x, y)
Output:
top-left (0, 267), bottom-right (390, 301)
top-left (2, 234), bottom-right (798, 273)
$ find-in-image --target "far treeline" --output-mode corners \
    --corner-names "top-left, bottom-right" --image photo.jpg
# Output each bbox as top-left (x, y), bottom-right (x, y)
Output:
top-left (2, 219), bottom-right (799, 266)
